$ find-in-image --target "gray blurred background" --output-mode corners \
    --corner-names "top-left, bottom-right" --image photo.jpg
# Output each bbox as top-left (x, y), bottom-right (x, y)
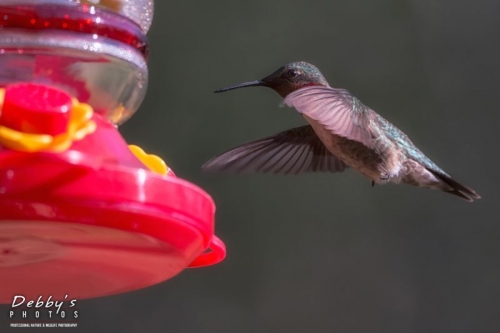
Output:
top-left (11, 0), bottom-right (500, 332)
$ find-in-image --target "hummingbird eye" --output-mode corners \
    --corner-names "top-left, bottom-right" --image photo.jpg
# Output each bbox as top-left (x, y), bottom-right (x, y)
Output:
top-left (287, 69), bottom-right (298, 78)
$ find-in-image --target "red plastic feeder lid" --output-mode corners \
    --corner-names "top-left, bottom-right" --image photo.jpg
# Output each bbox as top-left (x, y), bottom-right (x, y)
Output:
top-left (0, 83), bottom-right (225, 303)
top-left (1, 83), bottom-right (72, 135)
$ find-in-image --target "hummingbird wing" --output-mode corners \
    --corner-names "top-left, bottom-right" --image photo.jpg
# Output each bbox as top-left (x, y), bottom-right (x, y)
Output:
top-left (202, 125), bottom-right (348, 174)
top-left (283, 86), bottom-right (374, 147)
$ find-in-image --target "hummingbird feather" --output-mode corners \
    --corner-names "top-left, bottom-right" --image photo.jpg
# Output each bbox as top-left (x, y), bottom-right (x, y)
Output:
top-left (202, 125), bottom-right (348, 175)
top-left (284, 86), bottom-right (375, 147)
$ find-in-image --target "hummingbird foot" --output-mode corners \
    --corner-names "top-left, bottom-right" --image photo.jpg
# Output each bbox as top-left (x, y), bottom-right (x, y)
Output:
top-left (380, 173), bottom-right (390, 181)
top-left (376, 172), bottom-right (391, 184)
top-left (370, 173), bottom-right (390, 187)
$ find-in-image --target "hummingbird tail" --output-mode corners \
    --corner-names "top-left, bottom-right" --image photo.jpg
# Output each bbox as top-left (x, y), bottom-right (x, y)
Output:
top-left (429, 170), bottom-right (481, 202)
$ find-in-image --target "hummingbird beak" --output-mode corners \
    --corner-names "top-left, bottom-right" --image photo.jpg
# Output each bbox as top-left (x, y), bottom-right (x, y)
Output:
top-left (214, 80), bottom-right (264, 93)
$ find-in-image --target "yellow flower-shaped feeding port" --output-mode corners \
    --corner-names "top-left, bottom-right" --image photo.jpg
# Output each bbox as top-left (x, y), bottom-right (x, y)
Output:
top-left (129, 145), bottom-right (172, 176)
top-left (0, 86), bottom-right (96, 153)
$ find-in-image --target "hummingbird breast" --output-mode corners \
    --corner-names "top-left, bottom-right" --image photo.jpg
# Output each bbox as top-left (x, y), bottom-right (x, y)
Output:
top-left (303, 115), bottom-right (403, 182)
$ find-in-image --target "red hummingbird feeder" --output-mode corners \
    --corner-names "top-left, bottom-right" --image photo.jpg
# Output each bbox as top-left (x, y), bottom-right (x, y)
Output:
top-left (0, 1), bottom-right (225, 303)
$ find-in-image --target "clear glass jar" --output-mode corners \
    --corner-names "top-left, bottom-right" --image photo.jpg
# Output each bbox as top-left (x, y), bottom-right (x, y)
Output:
top-left (0, 1), bottom-right (152, 124)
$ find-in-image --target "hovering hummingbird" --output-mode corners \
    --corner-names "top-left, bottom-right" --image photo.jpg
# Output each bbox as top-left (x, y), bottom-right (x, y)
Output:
top-left (202, 62), bottom-right (480, 202)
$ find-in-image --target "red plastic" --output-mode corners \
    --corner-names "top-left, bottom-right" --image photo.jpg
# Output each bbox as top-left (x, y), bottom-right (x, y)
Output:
top-left (1, 83), bottom-right (72, 135)
top-left (0, 83), bottom-right (225, 303)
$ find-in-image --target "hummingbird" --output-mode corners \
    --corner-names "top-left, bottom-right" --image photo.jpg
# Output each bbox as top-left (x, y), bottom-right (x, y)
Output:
top-left (202, 61), bottom-right (480, 202)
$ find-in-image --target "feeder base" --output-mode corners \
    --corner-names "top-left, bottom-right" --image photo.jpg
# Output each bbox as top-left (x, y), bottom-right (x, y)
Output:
top-left (0, 220), bottom-right (191, 303)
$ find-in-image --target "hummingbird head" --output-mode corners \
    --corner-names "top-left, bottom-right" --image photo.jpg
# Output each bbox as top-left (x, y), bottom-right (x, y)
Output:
top-left (215, 62), bottom-right (329, 98)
